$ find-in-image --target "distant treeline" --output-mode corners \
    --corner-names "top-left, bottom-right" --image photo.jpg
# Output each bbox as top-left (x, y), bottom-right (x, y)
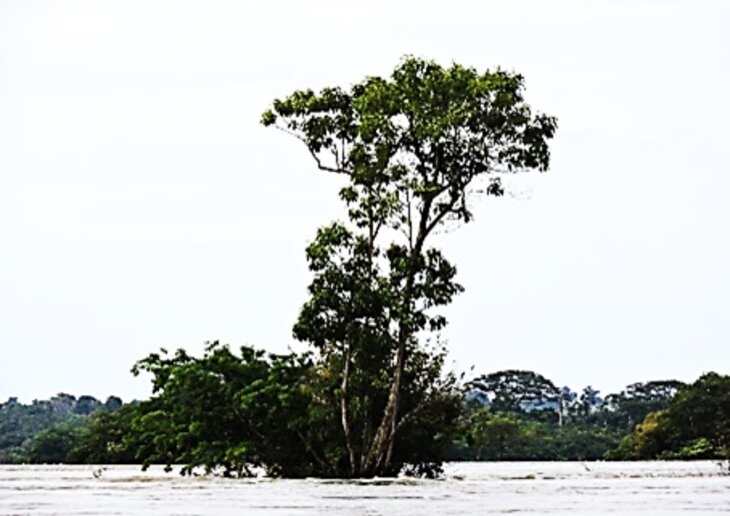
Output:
top-left (2, 369), bottom-right (727, 467)
top-left (0, 394), bottom-right (123, 463)
top-left (453, 370), bottom-right (729, 461)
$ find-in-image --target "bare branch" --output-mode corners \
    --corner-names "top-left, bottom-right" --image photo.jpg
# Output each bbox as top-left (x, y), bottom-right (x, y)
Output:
top-left (274, 124), bottom-right (348, 175)
top-left (308, 148), bottom-right (347, 175)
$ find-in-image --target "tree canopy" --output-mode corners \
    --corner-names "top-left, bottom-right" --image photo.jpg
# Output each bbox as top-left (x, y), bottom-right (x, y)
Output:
top-left (610, 373), bottom-right (730, 460)
top-left (262, 56), bottom-right (556, 476)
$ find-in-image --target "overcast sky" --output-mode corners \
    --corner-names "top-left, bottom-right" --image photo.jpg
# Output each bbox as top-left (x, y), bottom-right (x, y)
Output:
top-left (1, 0), bottom-right (728, 402)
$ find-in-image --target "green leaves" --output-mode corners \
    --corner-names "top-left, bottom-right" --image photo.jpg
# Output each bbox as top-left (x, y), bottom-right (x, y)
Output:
top-left (262, 56), bottom-right (556, 476)
top-left (263, 56), bottom-right (556, 232)
top-left (260, 109), bottom-right (276, 126)
top-left (608, 373), bottom-right (730, 460)
top-left (126, 343), bottom-right (326, 477)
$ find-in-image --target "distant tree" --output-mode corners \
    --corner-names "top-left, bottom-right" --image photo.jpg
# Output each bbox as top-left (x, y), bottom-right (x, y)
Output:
top-left (457, 405), bottom-right (622, 461)
top-left (74, 395), bottom-right (102, 416)
top-left (49, 393), bottom-right (77, 416)
top-left (25, 421), bottom-right (85, 464)
top-left (467, 370), bottom-right (562, 423)
top-left (104, 396), bottom-right (123, 411)
top-left (567, 386), bottom-right (603, 423)
top-left (666, 373), bottom-right (729, 454)
top-left (547, 425), bottom-right (621, 460)
top-left (467, 408), bottom-right (531, 460)
top-left (0, 393), bottom-right (121, 463)
top-left (607, 373), bottom-right (730, 460)
top-left (600, 380), bottom-right (685, 431)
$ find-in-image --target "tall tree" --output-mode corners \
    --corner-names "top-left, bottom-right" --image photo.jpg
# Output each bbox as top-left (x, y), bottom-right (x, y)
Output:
top-left (467, 370), bottom-right (562, 418)
top-left (601, 380), bottom-right (685, 431)
top-left (263, 56), bottom-right (556, 476)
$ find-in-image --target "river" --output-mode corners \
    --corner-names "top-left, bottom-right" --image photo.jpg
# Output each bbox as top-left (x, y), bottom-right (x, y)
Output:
top-left (1, 461), bottom-right (728, 515)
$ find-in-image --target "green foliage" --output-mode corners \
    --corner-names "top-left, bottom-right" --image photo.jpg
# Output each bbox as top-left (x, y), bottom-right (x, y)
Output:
top-left (467, 370), bottom-right (563, 423)
top-left (546, 426), bottom-right (622, 461)
top-left (265, 56), bottom-right (556, 476)
top-left (598, 380), bottom-right (685, 431)
top-left (675, 438), bottom-right (715, 459)
top-left (460, 369), bottom-right (687, 461)
top-left (459, 407), bottom-right (622, 461)
top-left (5, 369), bottom-right (724, 467)
top-left (25, 420), bottom-right (86, 464)
top-left (467, 370), bottom-right (685, 433)
top-left (467, 409), bottom-right (531, 460)
top-left (129, 342), bottom-right (322, 477)
top-left (610, 373), bottom-right (730, 460)
top-left (125, 341), bottom-right (461, 478)
top-left (0, 394), bottom-right (118, 463)
top-left (68, 403), bottom-right (141, 464)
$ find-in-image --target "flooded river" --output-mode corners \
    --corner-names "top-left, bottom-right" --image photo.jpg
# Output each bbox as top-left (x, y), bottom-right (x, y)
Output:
top-left (1, 461), bottom-right (728, 515)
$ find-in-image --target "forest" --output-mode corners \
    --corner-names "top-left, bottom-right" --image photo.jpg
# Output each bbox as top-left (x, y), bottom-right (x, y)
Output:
top-left (2, 365), bottom-right (727, 471)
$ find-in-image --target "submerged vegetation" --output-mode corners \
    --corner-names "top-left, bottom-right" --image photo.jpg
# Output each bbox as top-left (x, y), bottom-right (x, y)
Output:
top-left (3, 370), bottom-right (728, 469)
top-left (256, 55), bottom-right (556, 476)
top-left (3, 57), bottom-right (726, 476)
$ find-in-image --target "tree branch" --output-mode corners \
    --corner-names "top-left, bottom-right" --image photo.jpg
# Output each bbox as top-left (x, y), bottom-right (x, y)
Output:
top-left (274, 124), bottom-right (348, 175)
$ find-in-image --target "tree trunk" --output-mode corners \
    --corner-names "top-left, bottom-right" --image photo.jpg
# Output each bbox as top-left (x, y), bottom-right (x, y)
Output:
top-left (340, 346), bottom-right (357, 475)
top-left (364, 197), bottom-right (434, 476)
top-left (364, 267), bottom-right (417, 475)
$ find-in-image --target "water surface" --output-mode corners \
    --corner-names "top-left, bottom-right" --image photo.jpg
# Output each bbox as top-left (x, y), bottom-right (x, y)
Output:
top-left (1, 461), bottom-right (728, 515)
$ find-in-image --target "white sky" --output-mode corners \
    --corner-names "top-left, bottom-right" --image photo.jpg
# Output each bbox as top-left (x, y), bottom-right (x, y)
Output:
top-left (1, 0), bottom-right (728, 402)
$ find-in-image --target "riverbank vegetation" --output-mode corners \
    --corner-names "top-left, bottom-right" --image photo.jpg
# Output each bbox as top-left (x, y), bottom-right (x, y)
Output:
top-left (3, 57), bottom-right (726, 476)
top-left (2, 369), bottom-right (727, 469)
